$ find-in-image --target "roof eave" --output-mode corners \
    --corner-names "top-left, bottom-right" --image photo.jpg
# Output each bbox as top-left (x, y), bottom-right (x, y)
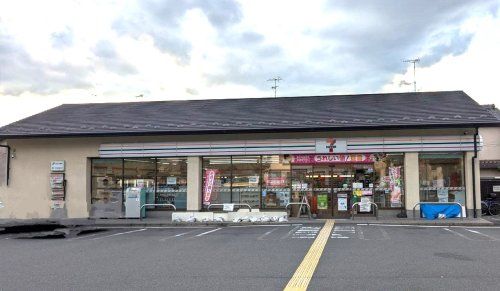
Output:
top-left (0, 122), bottom-right (497, 140)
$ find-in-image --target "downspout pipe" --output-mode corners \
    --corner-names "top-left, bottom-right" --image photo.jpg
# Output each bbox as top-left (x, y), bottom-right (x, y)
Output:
top-left (472, 128), bottom-right (478, 218)
top-left (0, 144), bottom-right (10, 186)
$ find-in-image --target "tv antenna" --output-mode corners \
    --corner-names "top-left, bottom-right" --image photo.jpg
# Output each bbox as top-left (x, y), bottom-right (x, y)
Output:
top-left (403, 58), bottom-right (420, 92)
top-left (267, 76), bottom-right (282, 98)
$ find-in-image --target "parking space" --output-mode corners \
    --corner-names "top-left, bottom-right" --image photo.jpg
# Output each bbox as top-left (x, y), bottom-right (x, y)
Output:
top-left (310, 224), bottom-right (500, 290)
top-left (1, 223), bottom-right (500, 290)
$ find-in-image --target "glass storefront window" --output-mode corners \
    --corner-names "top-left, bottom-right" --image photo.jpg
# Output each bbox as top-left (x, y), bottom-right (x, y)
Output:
top-left (156, 158), bottom-right (187, 209)
top-left (124, 158), bottom-right (156, 207)
top-left (91, 159), bottom-right (123, 217)
top-left (202, 157), bottom-right (232, 205)
top-left (373, 154), bottom-right (405, 209)
top-left (419, 153), bottom-right (465, 203)
top-left (232, 156), bottom-right (261, 208)
top-left (91, 157), bottom-right (189, 216)
top-left (291, 165), bottom-right (313, 215)
top-left (262, 155), bottom-right (291, 208)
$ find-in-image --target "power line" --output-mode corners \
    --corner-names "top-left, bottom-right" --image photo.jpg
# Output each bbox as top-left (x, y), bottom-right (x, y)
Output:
top-left (403, 58), bottom-right (420, 92)
top-left (267, 76), bottom-right (282, 98)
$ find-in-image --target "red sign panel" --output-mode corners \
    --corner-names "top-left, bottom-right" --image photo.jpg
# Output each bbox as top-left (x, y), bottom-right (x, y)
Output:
top-left (291, 154), bottom-right (375, 164)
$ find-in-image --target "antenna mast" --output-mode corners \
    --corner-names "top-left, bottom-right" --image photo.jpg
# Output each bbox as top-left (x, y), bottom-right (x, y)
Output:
top-left (403, 58), bottom-right (420, 92)
top-left (267, 76), bottom-right (282, 98)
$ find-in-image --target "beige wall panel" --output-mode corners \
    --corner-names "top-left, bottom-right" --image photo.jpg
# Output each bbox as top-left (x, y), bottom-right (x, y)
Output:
top-left (0, 138), bottom-right (99, 219)
top-left (404, 153), bottom-right (420, 210)
top-left (479, 127), bottom-right (500, 160)
top-left (464, 152), bottom-right (481, 216)
top-left (186, 157), bottom-right (202, 211)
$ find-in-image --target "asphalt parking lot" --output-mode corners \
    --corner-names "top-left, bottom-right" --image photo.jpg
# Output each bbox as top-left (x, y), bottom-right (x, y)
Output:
top-left (1, 222), bottom-right (500, 290)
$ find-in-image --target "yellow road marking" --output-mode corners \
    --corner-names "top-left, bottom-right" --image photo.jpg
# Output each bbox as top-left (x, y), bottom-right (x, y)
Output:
top-left (284, 220), bottom-right (335, 291)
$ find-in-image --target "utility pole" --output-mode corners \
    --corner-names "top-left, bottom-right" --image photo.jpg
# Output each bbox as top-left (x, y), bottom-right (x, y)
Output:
top-left (403, 58), bottom-right (420, 92)
top-left (267, 76), bottom-right (282, 98)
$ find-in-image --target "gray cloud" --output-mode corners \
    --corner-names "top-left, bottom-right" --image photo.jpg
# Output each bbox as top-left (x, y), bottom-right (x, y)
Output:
top-left (92, 40), bottom-right (138, 75)
top-left (185, 88), bottom-right (198, 95)
top-left (420, 29), bottom-right (474, 67)
top-left (206, 0), bottom-right (498, 94)
top-left (51, 28), bottom-right (73, 49)
top-left (311, 0), bottom-right (498, 90)
top-left (0, 33), bottom-right (92, 96)
top-left (112, 0), bottom-right (243, 63)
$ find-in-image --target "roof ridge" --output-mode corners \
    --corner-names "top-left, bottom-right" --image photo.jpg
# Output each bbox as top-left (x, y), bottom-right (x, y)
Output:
top-left (58, 90), bottom-right (465, 106)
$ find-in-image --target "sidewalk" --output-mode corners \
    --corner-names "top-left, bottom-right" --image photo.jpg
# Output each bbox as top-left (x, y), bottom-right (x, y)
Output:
top-left (1, 216), bottom-right (494, 229)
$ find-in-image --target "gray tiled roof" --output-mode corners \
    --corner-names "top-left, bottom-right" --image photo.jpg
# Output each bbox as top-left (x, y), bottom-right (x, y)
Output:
top-left (1, 91), bottom-right (499, 138)
top-left (482, 104), bottom-right (500, 120)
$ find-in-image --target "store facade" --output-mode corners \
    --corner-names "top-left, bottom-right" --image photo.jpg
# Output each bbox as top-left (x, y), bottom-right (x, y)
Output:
top-left (91, 134), bottom-right (473, 218)
top-left (0, 91), bottom-right (499, 220)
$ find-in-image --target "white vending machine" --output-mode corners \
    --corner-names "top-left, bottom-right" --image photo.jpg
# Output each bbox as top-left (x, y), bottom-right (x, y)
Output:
top-left (125, 187), bottom-right (145, 218)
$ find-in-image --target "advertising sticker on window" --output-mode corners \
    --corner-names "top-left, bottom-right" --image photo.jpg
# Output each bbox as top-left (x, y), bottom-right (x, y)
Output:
top-left (317, 194), bottom-right (328, 210)
top-left (338, 194), bottom-right (348, 211)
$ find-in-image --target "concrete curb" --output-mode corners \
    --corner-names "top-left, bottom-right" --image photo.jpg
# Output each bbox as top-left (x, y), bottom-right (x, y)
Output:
top-left (1, 217), bottom-right (494, 228)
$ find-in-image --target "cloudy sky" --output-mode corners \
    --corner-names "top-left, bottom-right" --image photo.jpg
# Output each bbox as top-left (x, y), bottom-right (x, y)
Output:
top-left (0, 0), bottom-right (499, 126)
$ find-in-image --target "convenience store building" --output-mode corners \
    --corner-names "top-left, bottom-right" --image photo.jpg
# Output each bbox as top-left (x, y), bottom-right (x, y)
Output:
top-left (0, 91), bottom-right (499, 220)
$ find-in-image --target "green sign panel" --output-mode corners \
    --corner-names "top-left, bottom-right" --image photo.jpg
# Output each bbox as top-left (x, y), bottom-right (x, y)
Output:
top-left (317, 194), bottom-right (328, 210)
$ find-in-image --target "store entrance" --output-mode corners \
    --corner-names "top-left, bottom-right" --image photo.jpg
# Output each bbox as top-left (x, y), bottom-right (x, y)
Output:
top-left (291, 164), bottom-right (374, 218)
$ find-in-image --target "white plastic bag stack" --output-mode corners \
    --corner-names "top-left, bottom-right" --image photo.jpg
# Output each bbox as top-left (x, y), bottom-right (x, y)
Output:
top-left (278, 216), bottom-right (288, 222)
top-left (185, 216), bottom-right (196, 223)
top-left (249, 216), bottom-right (259, 223)
top-left (260, 216), bottom-right (271, 222)
top-left (214, 217), bottom-right (225, 223)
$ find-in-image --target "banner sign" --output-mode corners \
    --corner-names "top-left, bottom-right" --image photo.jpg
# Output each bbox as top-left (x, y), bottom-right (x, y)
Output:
top-left (203, 169), bottom-right (217, 205)
top-left (291, 154), bottom-right (375, 164)
top-left (389, 166), bottom-right (402, 207)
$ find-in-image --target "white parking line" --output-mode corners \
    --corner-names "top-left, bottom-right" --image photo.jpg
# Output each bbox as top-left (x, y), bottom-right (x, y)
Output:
top-left (91, 228), bottom-right (146, 240)
top-left (257, 227), bottom-right (279, 240)
top-left (464, 229), bottom-right (498, 241)
top-left (67, 232), bottom-right (105, 241)
top-left (357, 226), bottom-right (365, 240)
top-left (229, 224), bottom-right (293, 228)
top-left (379, 226), bottom-right (390, 240)
top-left (444, 228), bottom-right (473, 240)
top-left (280, 225), bottom-right (302, 239)
top-left (373, 224), bottom-right (446, 228)
top-left (159, 229), bottom-right (199, 241)
top-left (194, 228), bottom-right (221, 237)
